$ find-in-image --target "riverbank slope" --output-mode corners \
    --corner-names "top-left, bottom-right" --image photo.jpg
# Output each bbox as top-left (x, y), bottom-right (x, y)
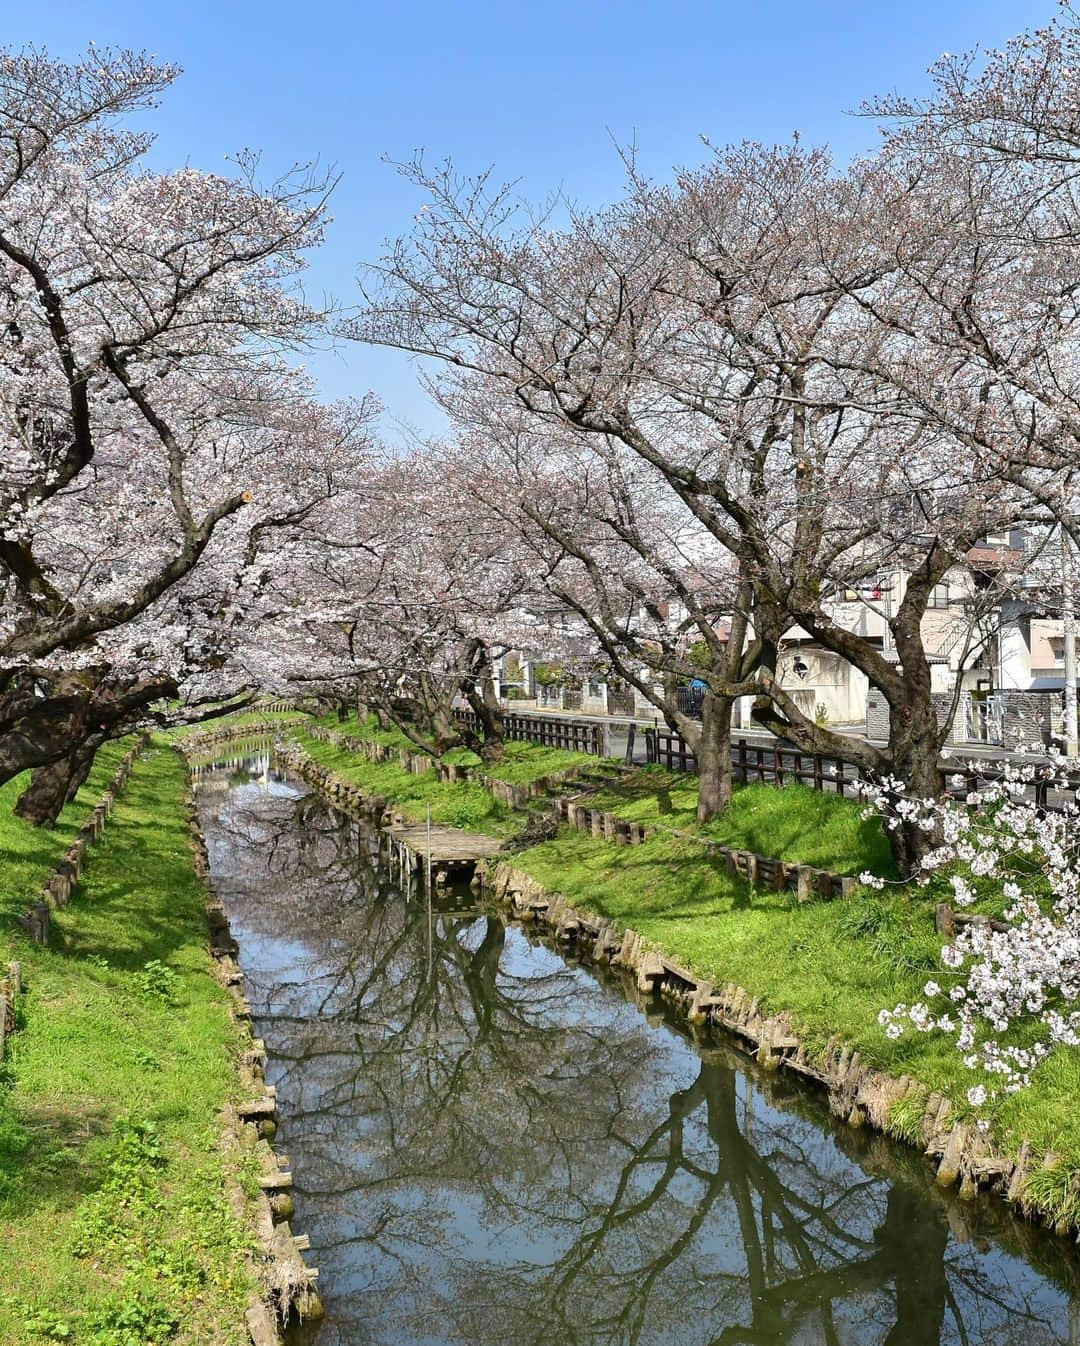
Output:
top-left (0, 741), bottom-right (255, 1346)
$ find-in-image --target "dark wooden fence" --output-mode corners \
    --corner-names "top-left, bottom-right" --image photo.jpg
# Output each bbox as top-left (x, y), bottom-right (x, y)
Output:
top-left (646, 728), bottom-right (1080, 813)
top-left (645, 730), bottom-right (855, 796)
top-left (463, 708), bottom-right (1080, 813)
top-left (457, 709), bottom-right (605, 756)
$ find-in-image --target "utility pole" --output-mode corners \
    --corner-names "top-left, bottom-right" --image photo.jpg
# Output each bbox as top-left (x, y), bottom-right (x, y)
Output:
top-left (1062, 525), bottom-right (1078, 757)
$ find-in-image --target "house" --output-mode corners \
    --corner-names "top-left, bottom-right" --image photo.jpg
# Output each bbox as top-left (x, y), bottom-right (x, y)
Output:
top-left (494, 530), bottom-right (1075, 752)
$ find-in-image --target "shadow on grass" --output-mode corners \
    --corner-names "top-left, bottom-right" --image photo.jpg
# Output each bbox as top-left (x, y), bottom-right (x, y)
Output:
top-left (0, 1093), bottom-right (113, 1222)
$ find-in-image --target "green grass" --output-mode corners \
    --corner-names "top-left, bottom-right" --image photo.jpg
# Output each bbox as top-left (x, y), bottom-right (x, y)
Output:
top-left (312, 713), bottom-right (602, 787)
top-left (293, 727), bottom-right (519, 836)
top-left (459, 740), bottom-right (608, 786)
top-left (0, 741), bottom-right (131, 933)
top-left (578, 767), bottom-right (895, 877)
top-left (0, 741), bottom-right (254, 1346)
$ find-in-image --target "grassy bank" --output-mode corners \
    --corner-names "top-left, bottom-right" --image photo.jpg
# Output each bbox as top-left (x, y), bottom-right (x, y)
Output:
top-left (0, 742), bottom-right (131, 933)
top-left (312, 711), bottom-right (604, 786)
top-left (576, 766), bottom-right (896, 877)
top-left (509, 823), bottom-right (1080, 1181)
top-left (0, 741), bottom-right (254, 1346)
top-left (292, 726), bottom-right (518, 836)
top-left (293, 717), bottom-right (617, 836)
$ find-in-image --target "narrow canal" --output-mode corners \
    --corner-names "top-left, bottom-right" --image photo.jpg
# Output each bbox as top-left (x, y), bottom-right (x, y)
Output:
top-left (195, 748), bottom-right (1080, 1346)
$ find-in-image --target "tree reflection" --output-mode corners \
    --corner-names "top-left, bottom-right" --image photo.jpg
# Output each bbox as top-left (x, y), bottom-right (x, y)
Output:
top-left (196, 759), bottom-right (1080, 1346)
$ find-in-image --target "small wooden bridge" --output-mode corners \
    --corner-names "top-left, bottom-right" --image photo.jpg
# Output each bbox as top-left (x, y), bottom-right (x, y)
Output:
top-left (388, 824), bottom-right (504, 885)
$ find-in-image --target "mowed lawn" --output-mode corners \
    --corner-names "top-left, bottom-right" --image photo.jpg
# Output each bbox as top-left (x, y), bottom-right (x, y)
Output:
top-left (0, 742), bottom-right (253, 1346)
top-left (577, 767), bottom-right (896, 877)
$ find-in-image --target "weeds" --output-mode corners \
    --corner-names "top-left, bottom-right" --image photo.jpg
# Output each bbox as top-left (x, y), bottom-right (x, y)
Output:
top-left (885, 1093), bottom-right (928, 1146)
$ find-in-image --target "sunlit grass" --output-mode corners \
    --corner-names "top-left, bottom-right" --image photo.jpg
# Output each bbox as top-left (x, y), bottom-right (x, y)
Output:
top-left (312, 712), bottom-right (599, 786)
top-left (293, 727), bottom-right (518, 836)
top-left (579, 767), bottom-right (894, 877)
top-left (0, 742), bottom-right (253, 1345)
top-left (509, 826), bottom-right (1080, 1175)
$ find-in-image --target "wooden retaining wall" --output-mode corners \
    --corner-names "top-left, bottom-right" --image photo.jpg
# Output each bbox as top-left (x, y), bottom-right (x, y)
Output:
top-left (0, 959), bottom-right (21, 1064)
top-left (179, 757), bottom-right (323, 1344)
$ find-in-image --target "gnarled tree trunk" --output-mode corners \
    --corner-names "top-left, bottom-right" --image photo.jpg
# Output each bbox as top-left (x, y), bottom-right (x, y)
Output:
top-left (14, 739), bottom-right (101, 827)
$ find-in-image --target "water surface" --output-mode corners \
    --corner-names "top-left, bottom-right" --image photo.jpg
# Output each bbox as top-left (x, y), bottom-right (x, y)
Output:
top-left (195, 752), bottom-right (1080, 1346)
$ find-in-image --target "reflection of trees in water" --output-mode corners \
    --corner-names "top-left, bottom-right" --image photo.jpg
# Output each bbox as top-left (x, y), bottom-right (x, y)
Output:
top-left (197, 766), bottom-right (1080, 1346)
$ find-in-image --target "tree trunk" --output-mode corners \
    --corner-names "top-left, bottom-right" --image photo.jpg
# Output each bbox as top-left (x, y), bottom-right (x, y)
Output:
top-left (696, 690), bottom-right (734, 823)
top-left (0, 666), bottom-right (172, 792)
top-left (885, 698), bottom-right (945, 877)
top-left (464, 650), bottom-right (505, 763)
top-left (14, 744), bottom-right (98, 827)
top-left (478, 735), bottom-right (505, 764)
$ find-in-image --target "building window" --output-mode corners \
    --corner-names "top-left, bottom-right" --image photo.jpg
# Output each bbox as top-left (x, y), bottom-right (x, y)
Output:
top-left (928, 584), bottom-right (950, 609)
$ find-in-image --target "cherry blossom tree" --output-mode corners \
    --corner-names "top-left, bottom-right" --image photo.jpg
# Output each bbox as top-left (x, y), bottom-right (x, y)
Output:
top-left (437, 393), bottom-right (762, 816)
top-left (0, 43), bottom-right (372, 820)
top-left (255, 445), bottom-right (547, 762)
top-left (859, 12), bottom-right (1080, 551)
top-left (352, 146), bottom-right (1031, 868)
top-left (862, 753), bottom-right (1080, 1105)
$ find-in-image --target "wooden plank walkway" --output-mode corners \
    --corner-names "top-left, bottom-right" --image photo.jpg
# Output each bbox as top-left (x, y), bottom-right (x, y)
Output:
top-left (389, 824), bottom-right (504, 865)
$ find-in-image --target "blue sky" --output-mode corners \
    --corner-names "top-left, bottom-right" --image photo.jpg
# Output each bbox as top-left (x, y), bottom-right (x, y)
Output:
top-left (9, 1), bottom-right (1054, 442)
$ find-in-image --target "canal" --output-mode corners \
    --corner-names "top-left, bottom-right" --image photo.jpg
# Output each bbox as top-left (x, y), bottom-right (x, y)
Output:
top-left (195, 748), bottom-right (1080, 1346)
